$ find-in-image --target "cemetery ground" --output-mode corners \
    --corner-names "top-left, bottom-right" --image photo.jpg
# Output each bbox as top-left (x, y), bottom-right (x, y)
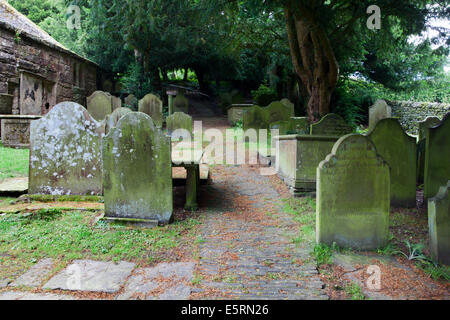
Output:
top-left (0, 116), bottom-right (449, 300)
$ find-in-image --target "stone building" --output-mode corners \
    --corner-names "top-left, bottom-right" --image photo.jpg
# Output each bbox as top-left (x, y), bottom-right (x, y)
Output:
top-left (0, 1), bottom-right (100, 146)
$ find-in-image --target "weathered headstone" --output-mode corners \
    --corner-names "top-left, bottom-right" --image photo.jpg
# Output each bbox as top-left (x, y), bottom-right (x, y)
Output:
top-left (173, 94), bottom-right (189, 114)
top-left (266, 101), bottom-right (294, 124)
top-left (424, 113), bottom-right (450, 200)
top-left (369, 99), bottom-right (392, 131)
top-left (243, 105), bottom-right (270, 131)
top-left (290, 117), bottom-right (309, 134)
top-left (367, 118), bottom-right (417, 207)
top-left (317, 134), bottom-right (390, 249)
top-left (417, 116), bottom-right (441, 183)
top-left (0, 114), bottom-right (42, 148)
top-left (138, 93), bottom-right (163, 128)
top-left (87, 91), bottom-right (113, 121)
top-left (124, 94), bottom-right (138, 110)
top-left (269, 121), bottom-right (291, 136)
top-left (227, 104), bottom-right (253, 125)
top-left (166, 112), bottom-right (192, 138)
top-left (428, 181), bottom-right (450, 265)
top-left (29, 102), bottom-right (103, 195)
top-left (103, 112), bottom-right (173, 225)
top-left (310, 113), bottom-right (353, 136)
top-left (111, 96), bottom-right (122, 111)
top-left (105, 107), bottom-right (132, 134)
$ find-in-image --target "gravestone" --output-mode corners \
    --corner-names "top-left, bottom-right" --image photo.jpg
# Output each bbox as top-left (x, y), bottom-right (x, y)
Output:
top-left (138, 94), bottom-right (163, 128)
top-left (227, 104), bottom-right (253, 125)
top-left (310, 113), bottom-right (353, 136)
top-left (369, 100), bottom-right (392, 131)
top-left (166, 112), bottom-right (192, 138)
top-left (111, 96), bottom-right (122, 111)
top-left (424, 113), bottom-right (450, 200)
top-left (417, 116), bottom-right (441, 183)
top-left (367, 118), bottom-right (417, 207)
top-left (243, 105), bottom-right (270, 131)
top-left (317, 134), bottom-right (390, 249)
top-left (124, 94), bottom-right (138, 110)
top-left (266, 101), bottom-right (294, 124)
top-left (269, 121), bottom-right (291, 136)
top-left (105, 107), bottom-right (132, 134)
top-left (290, 117), bottom-right (309, 134)
top-left (29, 102), bottom-right (104, 195)
top-left (103, 112), bottom-right (172, 225)
top-left (173, 94), bottom-right (189, 114)
top-left (87, 91), bottom-right (112, 121)
top-left (428, 181), bottom-right (450, 265)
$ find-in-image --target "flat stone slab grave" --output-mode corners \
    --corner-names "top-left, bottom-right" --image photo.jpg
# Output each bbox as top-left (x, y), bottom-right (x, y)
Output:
top-left (43, 260), bottom-right (135, 293)
top-left (0, 177), bottom-right (28, 196)
top-left (117, 262), bottom-right (195, 300)
top-left (11, 258), bottom-right (55, 288)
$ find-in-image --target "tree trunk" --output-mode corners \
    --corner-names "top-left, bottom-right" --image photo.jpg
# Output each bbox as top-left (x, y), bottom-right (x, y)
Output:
top-left (183, 68), bottom-right (188, 81)
top-left (194, 67), bottom-right (207, 93)
top-left (284, 3), bottom-right (339, 122)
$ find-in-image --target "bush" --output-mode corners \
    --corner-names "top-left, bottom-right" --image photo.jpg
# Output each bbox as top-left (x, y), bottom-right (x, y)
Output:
top-left (251, 83), bottom-right (278, 106)
top-left (120, 62), bottom-right (154, 103)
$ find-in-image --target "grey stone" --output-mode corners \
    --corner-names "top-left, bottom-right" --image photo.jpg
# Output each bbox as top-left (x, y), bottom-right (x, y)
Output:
top-left (43, 260), bottom-right (135, 293)
top-left (11, 258), bottom-right (55, 288)
top-left (105, 107), bottom-right (132, 134)
top-left (124, 94), bottom-right (138, 110)
top-left (138, 93), bottom-right (163, 128)
top-left (0, 291), bottom-right (77, 300)
top-left (29, 102), bottom-right (104, 195)
top-left (310, 113), bottom-right (353, 136)
top-left (166, 112), bottom-right (192, 138)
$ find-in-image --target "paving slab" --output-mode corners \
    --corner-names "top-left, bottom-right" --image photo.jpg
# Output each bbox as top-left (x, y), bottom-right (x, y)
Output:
top-left (117, 262), bottom-right (195, 300)
top-left (0, 291), bottom-right (77, 300)
top-left (11, 258), bottom-right (55, 288)
top-left (43, 260), bottom-right (135, 293)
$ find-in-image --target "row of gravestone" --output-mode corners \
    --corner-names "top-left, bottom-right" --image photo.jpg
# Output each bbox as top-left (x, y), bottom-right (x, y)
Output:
top-left (87, 91), bottom-right (190, 127)
top-left (242, 99), bottom-right (295, 131)
top-left (29, 102), bottom-right (195, 225)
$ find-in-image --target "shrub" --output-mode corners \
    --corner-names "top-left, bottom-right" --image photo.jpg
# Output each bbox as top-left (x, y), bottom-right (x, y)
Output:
top-left (251, 83), bottom-right (278, 106)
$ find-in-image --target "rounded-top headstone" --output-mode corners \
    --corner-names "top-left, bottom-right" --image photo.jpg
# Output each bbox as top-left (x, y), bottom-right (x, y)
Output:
top-left (138, 93), bottom-right (163, 128)
top-left (87, 90), bottom-right (113, 121)
top-left (105, 107), bottom-right (133, 134)
top-left (369, 99), bottom-right (392, 131)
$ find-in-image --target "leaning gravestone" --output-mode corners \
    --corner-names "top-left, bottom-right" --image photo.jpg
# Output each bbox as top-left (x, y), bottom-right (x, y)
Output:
top-left (173, 94), bottom-right (189, 114)
top-left (310, 113), bottom-right (353, 136)
top-left (417, 116), bottom-right (441, 183)
top-left (138, 94), bottom-right (163, 128)
top-left (428, 181), bottom-right (450, 265)
top-left (87, 91), bottom-right (113, 121)
top-left (124, 94), bottom-right (138, 110)
top-left (367, 118), bottom-right (417, 207)
top-left (166, 112), bottom-right (192, 138)
top-left (29, 102), bottom-right (104, 195)
top-left (317, 134), bottom-right (390, 249)
top-left (243, 105), bottom-right (270, 131)
top-left (103, 112), bottom-right (173, 225)
top-left (369, 99), bottom-right (392, 131)
top-left (105, 107), bottom-right (132, 134)
top-left (424, 113), bottom-right (450, 200)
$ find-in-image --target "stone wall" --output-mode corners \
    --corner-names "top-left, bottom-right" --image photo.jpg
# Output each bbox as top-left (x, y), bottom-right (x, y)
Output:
top-left (387, 100), bottom-right (450, 135)
top-left (0, 26), bottom-right (97, 114)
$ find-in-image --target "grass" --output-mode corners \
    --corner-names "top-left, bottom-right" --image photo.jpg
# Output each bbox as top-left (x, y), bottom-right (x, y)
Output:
top-left (344, 282), bottom-right (366, 300)
top-left (282, 197), bottom-right (316, 244)
top-left (0, 142), bottom-right (29, 181)
top-left (313, 243), bottom-right (335, 266)
top-left (0, 209), bottom-right (202, 280)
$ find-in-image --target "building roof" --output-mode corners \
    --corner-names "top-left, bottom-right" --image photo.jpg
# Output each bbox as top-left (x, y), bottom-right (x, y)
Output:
top-left (0, 1), bottom-right (97, 66)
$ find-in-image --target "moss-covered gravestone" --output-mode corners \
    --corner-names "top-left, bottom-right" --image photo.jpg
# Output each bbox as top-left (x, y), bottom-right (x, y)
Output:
top-left (269, 121), bottom-right (291, 136)
top-left (428, 181), bottom-right (450, 265)
top-left (266, 101), bottom-right (294, 124)
top-left (124, 94), bottom-right (138, 110)
top-left (87, 91), bottom-right (113, 121)
top-left (138, 94), bottom-right (163, 128)
top-left (417, 116), bottom-right (441, 183)
top-left (173, 94), bottom-right (189, 114)
top-left (29, 102), bottom-right (104, 195)
top-left (290, 117), bottom-right (309, 134)
top-left (243, 105), bottom-right (270, 131)
top-left (103, 112), bottom-right (173, 226)
top-left (166, 112), bottom-right (193, 138)
top-left (317, 134), bottom-right (390, 249)
top-left (280, 98), bottom-right (295, 117)
top-left (105, 107), bottom-right (132, 134)
top-left (369, 100), bottom-right (391, 131)
top-left (424, 113), bottom-right (450, 200)
top-left (111, 96), bottom-right (122, 112)
top-left (310, 113), bottom-right (353, 136)
top-left (367, 118), bottom-right (417, 207)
